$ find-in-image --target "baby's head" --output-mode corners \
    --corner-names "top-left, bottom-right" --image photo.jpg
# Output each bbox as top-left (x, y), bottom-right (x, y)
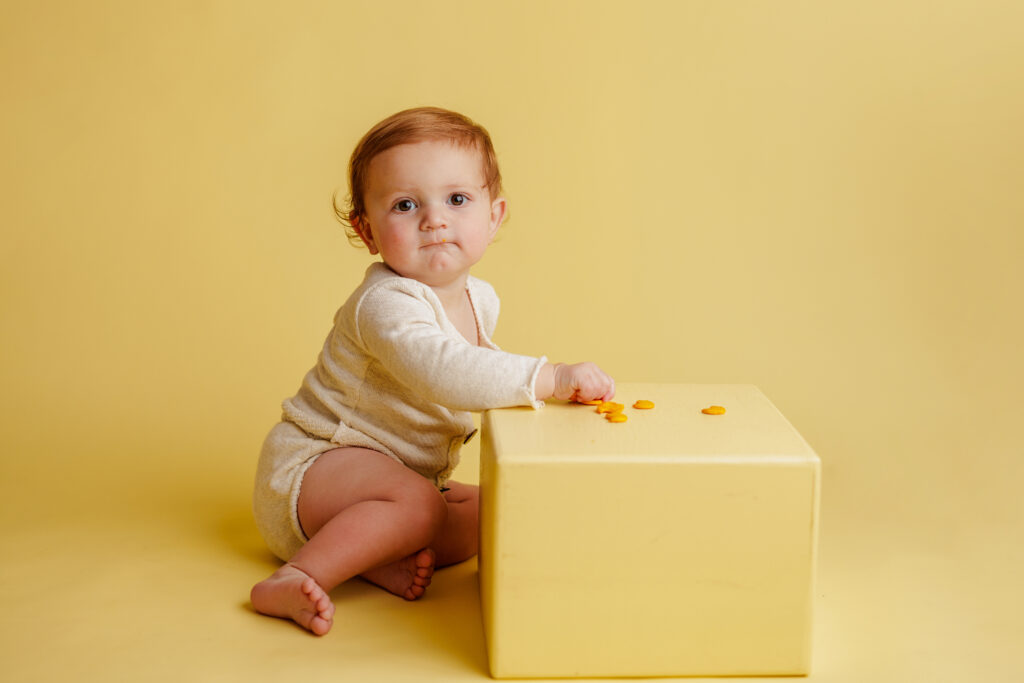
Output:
top-left (336, 107), bottom-right (503, 246)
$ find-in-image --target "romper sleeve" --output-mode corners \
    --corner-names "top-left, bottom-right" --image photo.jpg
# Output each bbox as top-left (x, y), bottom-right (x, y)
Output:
top-left (353, 282), bottom-right (546, 411)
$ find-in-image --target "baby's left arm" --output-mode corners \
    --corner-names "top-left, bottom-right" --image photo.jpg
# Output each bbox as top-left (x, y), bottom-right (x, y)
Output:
top-left (354, 285), bottom-right (547, 411)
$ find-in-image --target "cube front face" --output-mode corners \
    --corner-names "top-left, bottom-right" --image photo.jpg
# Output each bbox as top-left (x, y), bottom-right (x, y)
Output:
top-left (479, 384), bottom-right (820, 679)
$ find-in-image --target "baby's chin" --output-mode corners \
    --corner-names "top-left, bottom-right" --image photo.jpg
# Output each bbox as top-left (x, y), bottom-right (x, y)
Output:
top-left (385, 255), bottom-right (475, 288)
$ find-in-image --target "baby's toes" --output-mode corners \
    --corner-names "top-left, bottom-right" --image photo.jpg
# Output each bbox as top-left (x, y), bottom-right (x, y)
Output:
top-left (315, 595), bottom-right (335, 622)
top-left (309, 613), bottom-right (332, 636)
top-left (305, 578), bottom-right (332, 605)
top-left (300, 576), bottom-right (319, 597)
top-left (415, 548), bottom-right (436, 570)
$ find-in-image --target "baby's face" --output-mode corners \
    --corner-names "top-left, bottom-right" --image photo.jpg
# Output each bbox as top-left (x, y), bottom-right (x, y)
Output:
top-left (356, 139), bottom-right (506, 289)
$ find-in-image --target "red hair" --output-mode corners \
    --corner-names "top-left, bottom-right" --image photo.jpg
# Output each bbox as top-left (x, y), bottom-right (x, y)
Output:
top-left (334, 107), bottom-right (503, 246)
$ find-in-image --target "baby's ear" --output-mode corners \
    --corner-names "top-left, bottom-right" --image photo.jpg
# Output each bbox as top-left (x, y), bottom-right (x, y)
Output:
top-left (488, 197), bottom-right (507, 241)
top-left (352, 216), bottom-right (380, 254)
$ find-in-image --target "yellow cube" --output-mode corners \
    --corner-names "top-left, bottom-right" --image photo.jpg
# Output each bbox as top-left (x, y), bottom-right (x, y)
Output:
top-left (479, 384), bottom-right (820, 678)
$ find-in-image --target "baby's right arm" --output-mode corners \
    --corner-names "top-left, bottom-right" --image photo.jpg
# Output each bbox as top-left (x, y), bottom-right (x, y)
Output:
top-left (535, 362), bottom-right (615, 404)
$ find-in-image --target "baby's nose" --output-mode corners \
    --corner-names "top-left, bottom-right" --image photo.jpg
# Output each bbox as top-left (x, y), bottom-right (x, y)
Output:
top-left (420, 205), bottom-right (448, 230)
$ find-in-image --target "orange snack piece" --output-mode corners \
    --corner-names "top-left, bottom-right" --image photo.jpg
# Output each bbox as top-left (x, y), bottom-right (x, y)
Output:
top-left (596, 402), bottom-right (625, 414)
top-left (633, 400), bottom-right (655, 410)
top-left (701, 405), bottom-right (726, 415)
top-left (580, 399), bottom-right (603, 406)
top-left (606, 413), bottom-right (628, 423)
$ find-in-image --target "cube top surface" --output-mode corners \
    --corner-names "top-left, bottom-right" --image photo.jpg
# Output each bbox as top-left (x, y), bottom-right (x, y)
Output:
top-left (485, 383), bottom-right (817, 464)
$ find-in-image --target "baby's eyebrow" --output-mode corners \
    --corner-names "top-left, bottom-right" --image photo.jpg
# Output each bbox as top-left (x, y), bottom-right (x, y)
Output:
top-left (440, 181), bottom-right (483, 188)
top-left (376, 181), bottom-right (485, 199)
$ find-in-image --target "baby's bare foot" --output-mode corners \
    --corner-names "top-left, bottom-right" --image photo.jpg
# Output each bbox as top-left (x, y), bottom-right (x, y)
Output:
top-left (361, 548), bottom-right (436, 600)
top-left (251, 564), bottom-right (335, 635)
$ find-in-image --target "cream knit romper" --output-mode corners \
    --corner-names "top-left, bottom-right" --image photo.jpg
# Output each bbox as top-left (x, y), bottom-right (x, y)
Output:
top-left (253, 263), bottom-right (547, 561)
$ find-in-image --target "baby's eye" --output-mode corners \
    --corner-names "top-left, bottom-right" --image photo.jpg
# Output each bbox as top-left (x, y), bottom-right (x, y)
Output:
top-left (448, 193), bottom-right (468, 207)
top-left (393, 199), bottom-right (416, 212)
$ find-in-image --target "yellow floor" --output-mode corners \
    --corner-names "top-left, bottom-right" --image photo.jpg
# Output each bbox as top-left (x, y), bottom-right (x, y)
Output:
top-left (2, 412), bottom-right (1020, 683)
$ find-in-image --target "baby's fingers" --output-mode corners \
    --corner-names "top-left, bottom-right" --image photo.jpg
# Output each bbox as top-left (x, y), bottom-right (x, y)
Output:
top-left (574, 364), bottom-right (615, 403)
top-left (600, 377), bottom-right (616, 402)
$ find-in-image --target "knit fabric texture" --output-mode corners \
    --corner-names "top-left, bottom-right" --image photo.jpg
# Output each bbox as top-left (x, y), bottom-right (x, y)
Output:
top-left (277, 262), bottom-right (546, 485)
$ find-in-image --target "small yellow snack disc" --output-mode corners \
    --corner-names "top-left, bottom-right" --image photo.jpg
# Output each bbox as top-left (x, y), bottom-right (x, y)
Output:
top-left (633, 400), bottom-right (655, 410)
top-left (606, 413), bottom-right (628, 423)
top-left (701, 405), bottom-right (726, 415)
top-left (596, 402), bottom-right (625, 414)
top-left (580, 399), bottom-right (603, 406)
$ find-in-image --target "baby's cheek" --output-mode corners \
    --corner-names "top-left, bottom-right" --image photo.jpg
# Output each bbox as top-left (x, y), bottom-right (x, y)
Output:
top-left (382, 231), bottom-right (415, 255)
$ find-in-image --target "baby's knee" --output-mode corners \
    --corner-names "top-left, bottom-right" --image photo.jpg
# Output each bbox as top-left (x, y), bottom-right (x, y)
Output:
top-left (464, 485), bottom-right (480, 510)
top-left (400, 480), bottom-right (449, 545)
top-left (443, 481), bottom-right (479, 507)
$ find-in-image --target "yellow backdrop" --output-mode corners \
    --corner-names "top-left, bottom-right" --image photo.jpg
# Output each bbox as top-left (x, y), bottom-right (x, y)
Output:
top-left (2, 1), bottom-right (1021, 681)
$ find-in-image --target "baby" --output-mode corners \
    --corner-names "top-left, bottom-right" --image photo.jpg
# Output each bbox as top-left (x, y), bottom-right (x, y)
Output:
top-left (250, 107), bottom-right (615, 635)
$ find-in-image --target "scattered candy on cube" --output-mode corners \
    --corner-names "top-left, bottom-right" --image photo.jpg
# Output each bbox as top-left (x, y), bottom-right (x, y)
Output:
top-left (573, 397), bottom-right (658, 424)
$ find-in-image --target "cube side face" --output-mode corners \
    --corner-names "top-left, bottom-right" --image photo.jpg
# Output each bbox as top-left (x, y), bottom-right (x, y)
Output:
top-left (478, 412), bottom-right (501, 673)
top-left (483, 453), bottom-right (819, 678)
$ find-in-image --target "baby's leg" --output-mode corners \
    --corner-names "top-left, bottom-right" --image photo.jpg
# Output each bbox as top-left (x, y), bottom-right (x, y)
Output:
top-left (250, 447), bottom-right (448, 634)
top-left (433, 481), bottom-right (480, 567)
top-left (359, 481), bottom-right (479, 594)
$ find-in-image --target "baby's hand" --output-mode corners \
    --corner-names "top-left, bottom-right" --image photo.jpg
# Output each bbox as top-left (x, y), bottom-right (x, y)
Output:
top-left (551, 362), bottom-right (615, 403)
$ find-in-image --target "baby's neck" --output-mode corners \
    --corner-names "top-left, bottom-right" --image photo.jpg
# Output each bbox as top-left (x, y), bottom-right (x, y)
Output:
top-left (431, 277), bottom-right (479, 346)
top-left (429, 276), bottom-right (470, 310)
